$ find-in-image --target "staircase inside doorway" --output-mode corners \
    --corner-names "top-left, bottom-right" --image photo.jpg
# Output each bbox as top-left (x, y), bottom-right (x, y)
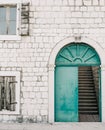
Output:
top-left (79, 66), bottom-right (100, 122)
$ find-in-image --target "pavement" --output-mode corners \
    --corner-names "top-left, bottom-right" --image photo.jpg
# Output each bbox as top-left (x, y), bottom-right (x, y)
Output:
top-left (0, 123), bottom-right (105, 130)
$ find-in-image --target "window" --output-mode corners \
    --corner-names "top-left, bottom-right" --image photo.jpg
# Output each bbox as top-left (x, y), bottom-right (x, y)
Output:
top-left (0, 0), bottom-right (21, 40)
top-left (0, 5), bottom-right (17, 35)
top-left (0, 71), bottom-right (20, 115)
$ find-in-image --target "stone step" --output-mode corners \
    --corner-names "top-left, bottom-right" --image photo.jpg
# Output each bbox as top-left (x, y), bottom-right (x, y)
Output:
top-left (79, 90), bottom-right (95, 93)
top-left (79, 103), bottom-right (97, 106)
top-left (79, 111), bottom-right (98, 114)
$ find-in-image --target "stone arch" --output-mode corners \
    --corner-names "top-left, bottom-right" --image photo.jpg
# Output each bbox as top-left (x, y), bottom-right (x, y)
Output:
top-left (48, 36), bottom-right (105, 123)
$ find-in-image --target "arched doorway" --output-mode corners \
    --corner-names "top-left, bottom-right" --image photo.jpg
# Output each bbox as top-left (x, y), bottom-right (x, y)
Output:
top-left (55, 43), bottom-right (101, 122)
top-left (48, 37), bottom-right (105, 123)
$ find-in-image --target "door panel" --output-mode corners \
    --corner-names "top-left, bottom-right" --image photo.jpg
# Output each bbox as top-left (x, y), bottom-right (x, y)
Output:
top-left (98, 67), bottom-right (101, 122)
top-left (55, 66), bottom-right (78, 122)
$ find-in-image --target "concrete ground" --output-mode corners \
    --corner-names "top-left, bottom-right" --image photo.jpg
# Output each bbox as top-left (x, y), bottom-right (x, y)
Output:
top-left (0, 123), bottom-right (105, 130)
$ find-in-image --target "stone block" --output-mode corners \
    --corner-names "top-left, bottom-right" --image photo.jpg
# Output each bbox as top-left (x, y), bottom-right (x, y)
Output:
top-left (71, 12), bottom-right (82, 17)
top-left (100, 0), bottom-right (105, 5)
top-left (42, 92), bottom-right (48, 98)
top-left (75, 0), bottom-right (83, 5)
top-left (40, 110), bottom-right (47, 115)
top-left (93, 0), bottom-right (99, 5)
top-left (68, 0), bottom-right (75, 5)
top-left (83, 0), bottom-right (92, 5)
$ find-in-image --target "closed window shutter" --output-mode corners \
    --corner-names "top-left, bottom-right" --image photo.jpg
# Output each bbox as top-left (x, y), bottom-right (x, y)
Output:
top-left (9, 77), bottom-right (16, 111)
top-left (5, 77), bottom-right (11, 110)
top-left (21, 3), bottom-right (29, 36)
top-left (0, 77), bottom-right (3, 110)
top-left (0, 76), bottom-right (16, 111)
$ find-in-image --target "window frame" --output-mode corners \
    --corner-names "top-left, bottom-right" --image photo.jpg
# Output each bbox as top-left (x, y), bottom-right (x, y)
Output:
top-left (0, 0), bottom-right (21, 40)
top-left (0, 71), bottom-right (20, 115)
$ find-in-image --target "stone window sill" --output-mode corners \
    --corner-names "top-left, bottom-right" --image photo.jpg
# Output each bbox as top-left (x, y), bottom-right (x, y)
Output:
top-left (0, 35), bottom-right (21, 41)
top-left (0, 110), bottom-right (20, 115)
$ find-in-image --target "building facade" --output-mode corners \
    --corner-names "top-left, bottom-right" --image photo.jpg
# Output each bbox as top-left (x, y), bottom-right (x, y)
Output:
top-left (0, 0), bottom-right (105, 123)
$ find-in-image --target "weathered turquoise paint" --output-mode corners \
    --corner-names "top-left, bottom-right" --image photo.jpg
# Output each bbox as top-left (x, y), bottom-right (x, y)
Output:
top-left (56, 43), bottom-right (101, 66)
top-left (55, 66), bottom-right (78, 122)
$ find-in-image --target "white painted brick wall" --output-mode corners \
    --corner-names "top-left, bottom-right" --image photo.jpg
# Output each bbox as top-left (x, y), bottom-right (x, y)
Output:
top-left (0, 0), bottom-right (105, 123)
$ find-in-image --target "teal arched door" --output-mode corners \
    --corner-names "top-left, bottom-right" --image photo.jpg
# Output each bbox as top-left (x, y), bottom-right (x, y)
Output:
top-left (55, 43), bottom-right (101, 122)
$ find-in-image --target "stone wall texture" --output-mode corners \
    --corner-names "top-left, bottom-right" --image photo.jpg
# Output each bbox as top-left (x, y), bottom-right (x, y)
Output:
top-left (0, 0), bottom-right (105, 122)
